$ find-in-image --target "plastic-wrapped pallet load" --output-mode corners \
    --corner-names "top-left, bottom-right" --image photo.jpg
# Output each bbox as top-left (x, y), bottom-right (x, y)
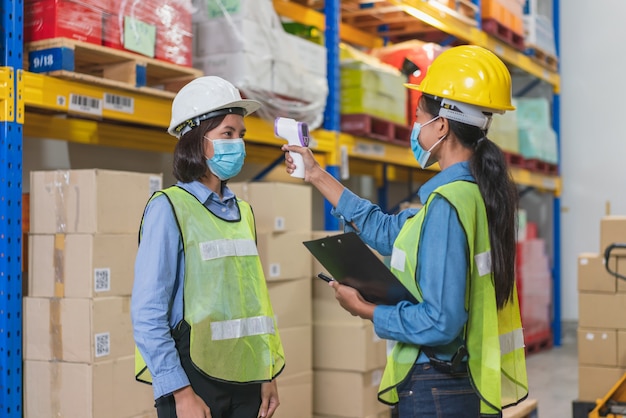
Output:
top-left (487, 97), bottom-right (520, 154)
top-left (339, 43), bottom-right (407, 125)
top-left (192, 0), bottom-right (328, 129)
top-left (24, 0), bottom-right (194, 66)
top-left (515, 97), bottom-right (559, 164)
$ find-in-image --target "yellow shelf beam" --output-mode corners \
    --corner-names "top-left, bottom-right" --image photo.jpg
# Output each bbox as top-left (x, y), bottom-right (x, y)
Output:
top-left (24, 113), bottom-right (175, 152)
top-left (0, 67), bottom-right (15, 122)
top-left (510, 167), bottom-right (561, 195)
top-left (22, 71), bottom-right (172, 128)
top-left (272, 0), bottom-right (384, 48)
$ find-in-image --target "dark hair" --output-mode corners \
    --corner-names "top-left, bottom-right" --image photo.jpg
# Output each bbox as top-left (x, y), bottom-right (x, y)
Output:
top-left (172, 115), bottom-right (227, 182)
top-left (421, 95), bottom-right (518, 310)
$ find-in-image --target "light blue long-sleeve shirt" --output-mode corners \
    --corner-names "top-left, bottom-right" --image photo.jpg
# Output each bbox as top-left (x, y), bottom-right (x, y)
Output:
top-left (131, 181), bottom-right (241, 400)
top-left (332, 161), bottom-right (473, 362)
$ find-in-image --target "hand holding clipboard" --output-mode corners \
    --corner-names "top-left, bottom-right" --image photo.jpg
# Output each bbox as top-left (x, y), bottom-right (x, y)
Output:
top-left (303, 232), bottom-right (418, 305)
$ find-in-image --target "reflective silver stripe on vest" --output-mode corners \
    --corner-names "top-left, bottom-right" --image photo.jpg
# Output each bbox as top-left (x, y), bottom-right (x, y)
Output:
top-left (211, 316), bottom-right (275, 341)
top-left (474, 250), bottom-right (492, 277)
top-left (499, 328), bottom-right (525, 355)
top-left (199, 238), bottom-right (258, 261)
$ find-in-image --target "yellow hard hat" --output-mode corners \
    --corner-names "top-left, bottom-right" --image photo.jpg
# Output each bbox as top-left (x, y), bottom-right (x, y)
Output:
top-left (406, 45), bottom-right (515, 112)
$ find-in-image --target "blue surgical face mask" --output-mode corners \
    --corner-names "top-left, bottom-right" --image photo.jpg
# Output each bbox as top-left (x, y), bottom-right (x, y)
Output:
top-left (206, 138), bottom-right (246, 180)
top-left (410, 116), bottom-right (445, 168)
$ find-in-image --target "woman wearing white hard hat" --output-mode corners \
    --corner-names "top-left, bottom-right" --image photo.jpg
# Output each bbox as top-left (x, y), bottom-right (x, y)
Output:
top-left (132, 76), bottom-right (285, 418)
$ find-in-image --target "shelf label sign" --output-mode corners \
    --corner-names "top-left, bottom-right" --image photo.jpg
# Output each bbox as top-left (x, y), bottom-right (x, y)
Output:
top-left (103, 93), bottom-right (134, 114)
top-left (29, 47), bottom-right (74, 73)
top-left (68, 93), bottom-right (103, 117)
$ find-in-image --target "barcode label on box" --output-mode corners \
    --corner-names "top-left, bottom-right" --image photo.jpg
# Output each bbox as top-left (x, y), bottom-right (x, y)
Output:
top-left (94, 268), bottom-right (111, 292)
top-left (69, 93), bottom-right (103, 116)
top-left (149, 175), bottom-right (162, 195)
top-left (103, 92), bottom-right (134, 113)
top-left (95, 332), bottom-right (111, 358)
top-left (269, 263), bottom-right (280, 277)
top-left (274, 217), bottom-right (285, 231)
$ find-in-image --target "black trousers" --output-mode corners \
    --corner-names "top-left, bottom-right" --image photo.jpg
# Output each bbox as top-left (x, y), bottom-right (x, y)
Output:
top-left (155, 321), bottom-right (262, 418)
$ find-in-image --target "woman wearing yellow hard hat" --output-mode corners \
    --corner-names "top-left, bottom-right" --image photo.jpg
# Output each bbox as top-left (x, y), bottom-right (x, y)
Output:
top-left (283, 45), bottom-right (528, 417)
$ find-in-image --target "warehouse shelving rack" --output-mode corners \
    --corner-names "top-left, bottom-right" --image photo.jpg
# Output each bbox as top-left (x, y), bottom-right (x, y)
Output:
top-left (0, 1), bottom-right (560, 415)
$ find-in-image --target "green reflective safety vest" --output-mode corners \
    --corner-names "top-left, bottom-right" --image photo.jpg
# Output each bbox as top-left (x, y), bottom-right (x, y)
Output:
top-left (135, 186), bottom-right (285, 384)
top-left (378, 181), bottom-right (528, 415)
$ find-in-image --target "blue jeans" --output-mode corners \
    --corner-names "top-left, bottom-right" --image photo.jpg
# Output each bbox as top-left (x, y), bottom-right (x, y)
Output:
top-left (396, 363), bottom-right (483, 418)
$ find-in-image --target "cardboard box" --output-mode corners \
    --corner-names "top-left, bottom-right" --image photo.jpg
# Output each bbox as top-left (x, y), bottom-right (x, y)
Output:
top-left (28, 233), bottom-right (137, 298)
top-left (578, 253), bottom-right (617, 293)
top-left (618, 331), bottom-right (626, 368)
top-left (617, 257), bottom-right (626, 292)
top-left (280, 325), bottom-right (313, 379)
top-left (578, 365), bottom-right (626, 402)
top-left (30, 169), bottom-right (161, 234)
top-left (229, 182), bottom-right (313, 233)
top-left (314, 369), bottom-right (388, 417)
top-left (314, 322), bottom-right (387, 372)
top-left (257, 231), bottom-right (312, 281)
top-left (577, 328), bottom-right (617, 367)
top-left (313, 298), bottom-right (365, 322)
top-left (275, 370), bottom-right (313, 418)
top-left (578, 292), bottom-right (626, 329)
top-left (267, 278), bottom-right (312, 328)
top-left (24, 296), bottom-right (133, 363)
top-left (600, 216), bottom-right (626, 257)
top-left (24, 356), bottom-right (154, 418)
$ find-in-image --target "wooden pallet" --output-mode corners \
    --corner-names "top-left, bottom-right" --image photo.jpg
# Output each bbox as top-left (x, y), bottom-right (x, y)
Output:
top-left (525, 45), bottom-right (559, 72)
top-left (525, 328), bottom-right (553, 355)
top-left (25, 38), bottom-right (202, 98)
top-left (525, 158), bottom-right (558, 175)
top-left (341, 113), bottom-right (411, 147)
top-left (482, 18), bottom-right (525, 51)
top-left (503, 151), bottom-right (526, 169)
top-left (431, 0), bottom-right (479, 24)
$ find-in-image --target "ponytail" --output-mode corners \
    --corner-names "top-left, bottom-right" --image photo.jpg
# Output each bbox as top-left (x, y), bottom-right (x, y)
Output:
top-left (420, 94), bottom-right (518, 309)
top-left (470, 138), bottom-right (518, 309)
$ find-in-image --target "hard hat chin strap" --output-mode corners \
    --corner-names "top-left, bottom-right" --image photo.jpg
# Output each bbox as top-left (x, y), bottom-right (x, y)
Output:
top-left (438, 98), bottom-right (492, 131)
top-left (175, 107), bottom-right (246, 138)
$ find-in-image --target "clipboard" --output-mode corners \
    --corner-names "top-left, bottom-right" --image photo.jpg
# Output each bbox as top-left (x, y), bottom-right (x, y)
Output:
top-left (303, 232), bottom-right (418, 305)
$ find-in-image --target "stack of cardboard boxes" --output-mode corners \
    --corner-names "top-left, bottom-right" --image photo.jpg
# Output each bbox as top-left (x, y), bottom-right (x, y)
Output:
top-left (310, 231), bottom-right (392, 418)
top-left (23, 169), bottom-right (162, 418)
top-left (577, 216), bottom-right (626, 402)
top-left (229, 181), bottom-right (314, 418)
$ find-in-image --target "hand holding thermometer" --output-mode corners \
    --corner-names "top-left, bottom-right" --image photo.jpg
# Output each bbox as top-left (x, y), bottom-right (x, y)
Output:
top-left (275, 117), bottom-right (310, 178)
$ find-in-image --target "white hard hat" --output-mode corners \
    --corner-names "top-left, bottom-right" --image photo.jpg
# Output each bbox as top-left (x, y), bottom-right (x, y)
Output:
top-left (168, 76), bottom-right (261, 138)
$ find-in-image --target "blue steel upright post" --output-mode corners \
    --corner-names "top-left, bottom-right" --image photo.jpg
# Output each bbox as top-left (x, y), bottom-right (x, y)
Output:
top-left (0, 0), bottom-right (24, 416)
top-left (323, 0), bottom-right (341, 230)
top-left (551, 0), bottom-right (561, 347)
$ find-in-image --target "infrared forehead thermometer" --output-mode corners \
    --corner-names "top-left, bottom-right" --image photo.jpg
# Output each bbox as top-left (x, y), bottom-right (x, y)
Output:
top-left (274, 117), bottom-right (310, 178)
